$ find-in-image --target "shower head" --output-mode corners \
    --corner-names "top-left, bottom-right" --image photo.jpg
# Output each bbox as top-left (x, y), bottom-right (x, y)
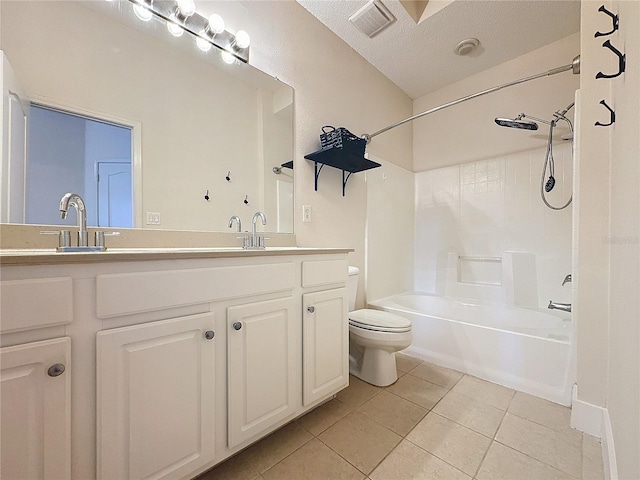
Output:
top-left (494, 117), bottom-right (539, 130)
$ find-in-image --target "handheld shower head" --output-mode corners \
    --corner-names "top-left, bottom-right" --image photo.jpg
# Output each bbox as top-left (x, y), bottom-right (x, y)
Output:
top-left (494, 117), bottom-right (539, 130)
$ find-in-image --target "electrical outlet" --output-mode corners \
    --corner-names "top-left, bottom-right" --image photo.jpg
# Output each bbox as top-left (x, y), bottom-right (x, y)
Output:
top-left (146, 212), bottom-right (161, 225)
top-left (302, 205), bottom-right (312, 223)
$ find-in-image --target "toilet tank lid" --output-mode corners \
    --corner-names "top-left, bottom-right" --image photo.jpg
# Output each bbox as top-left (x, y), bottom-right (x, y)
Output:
top-left (348, 266), bottom-right (359, 276)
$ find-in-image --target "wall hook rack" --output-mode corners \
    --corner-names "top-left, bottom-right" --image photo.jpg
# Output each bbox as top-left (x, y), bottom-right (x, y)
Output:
top-left (595, 5), bottom-right (619, 37)
top-left (595, 99), bottom-right (616, 127)
top-left (226, 171), bottom-right (231, 182)
top-left (596, 40), bottom-right (626, 79)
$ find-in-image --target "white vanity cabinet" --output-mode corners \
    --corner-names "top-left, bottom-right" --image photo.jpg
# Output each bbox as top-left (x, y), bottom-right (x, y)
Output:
top-left (0, 248), bottom-right (350, 480)
top-left (227, 297), bottom-right (299, 448)
top-left (0, 337), bottom-right (71, 480)
top-left (300, 259), bottom-right (350, 406)
top-left (96, 313), bottom-right (216, 480)
top-left (302, 288), bottom-right (349, 406)
top-left (0, 275), bottom-right (74, 480)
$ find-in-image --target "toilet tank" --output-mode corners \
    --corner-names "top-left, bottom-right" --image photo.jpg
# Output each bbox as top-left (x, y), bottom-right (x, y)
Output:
top-left (348, 266), bottom-right (360, 311)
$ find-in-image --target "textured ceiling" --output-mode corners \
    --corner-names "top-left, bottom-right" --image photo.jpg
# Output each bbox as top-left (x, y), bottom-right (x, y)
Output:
top-left (297, 0), bottom-right (581, 99)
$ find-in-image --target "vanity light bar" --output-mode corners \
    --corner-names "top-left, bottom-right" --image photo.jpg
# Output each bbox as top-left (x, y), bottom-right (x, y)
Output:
top-left (129, 0), bottom-right (250, 63)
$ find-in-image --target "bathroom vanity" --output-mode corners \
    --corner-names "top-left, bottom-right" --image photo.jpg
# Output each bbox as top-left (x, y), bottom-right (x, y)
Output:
top-left (0, 248), bottom-right (351, 479)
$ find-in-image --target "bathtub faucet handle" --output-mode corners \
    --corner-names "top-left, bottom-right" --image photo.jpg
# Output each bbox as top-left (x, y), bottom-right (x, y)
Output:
top-left (562, 274), bottom-right (572, 286)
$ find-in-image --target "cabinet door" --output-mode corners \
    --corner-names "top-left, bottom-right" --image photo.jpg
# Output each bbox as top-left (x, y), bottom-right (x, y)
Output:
top-left (1, 337), bottom-right (71, 480)
top-left (302, 288), bottom-right (349, 406)
top-left (96, 313), bottom-right (215, 480)
top-left (227, 297), bottom-right (298, 448)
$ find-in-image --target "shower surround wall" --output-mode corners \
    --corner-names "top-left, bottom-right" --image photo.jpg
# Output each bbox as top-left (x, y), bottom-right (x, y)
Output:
top-left (415, 142), bottom-right (573, 308)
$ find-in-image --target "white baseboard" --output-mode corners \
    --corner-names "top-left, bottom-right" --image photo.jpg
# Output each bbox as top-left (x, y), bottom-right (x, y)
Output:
top-left (571, 383), bottom-right (605, 436)
top-left (570, 384), bottom-right (618, 480)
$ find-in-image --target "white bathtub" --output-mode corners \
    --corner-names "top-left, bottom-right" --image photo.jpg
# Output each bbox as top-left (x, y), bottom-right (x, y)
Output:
top-left (368, 292), bottom-right (574, 405)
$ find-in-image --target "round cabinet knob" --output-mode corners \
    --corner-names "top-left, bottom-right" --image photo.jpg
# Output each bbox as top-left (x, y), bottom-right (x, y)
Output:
top-left (307, 306), bottom-right (315, 313)
top-left (204, 330), bottom-right (215, 340)
top-left (47, 364), bottom-right (65, 377)
top-left (232, 322), bottom-right (242, 331)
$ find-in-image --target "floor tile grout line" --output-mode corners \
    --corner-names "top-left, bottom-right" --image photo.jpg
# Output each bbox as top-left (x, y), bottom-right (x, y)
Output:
top-left (313, 429), bottom-right (398, 477)
top-left (492, 438), bottom-right (582, 479)
top-left (383, 386), bottom-right (441, 411)
top-left (403, 434), bottom-right (479, 479)
top-left (473, 438), bottom-right (496, 479)
top-left (506, 407), bottom-right (583, 441)
top-left (256, 431), bottom-right (315, 477)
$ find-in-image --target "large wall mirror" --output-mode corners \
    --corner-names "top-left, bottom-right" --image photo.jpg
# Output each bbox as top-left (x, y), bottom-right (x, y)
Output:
top-left (1, 0), bottom-right (294, 233)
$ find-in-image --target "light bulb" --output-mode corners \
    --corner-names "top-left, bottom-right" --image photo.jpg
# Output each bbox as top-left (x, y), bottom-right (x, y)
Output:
top-left (133, 3), bottom-right (152, 21)
top-left (207, 14), bottom-right (225, 35)
top-left (221, 50), bottom-right (236, 64)
top-left (176, 0), bottom-right (195, 17)
top-left (196, 35), bottom-right (212, 52)
top-left (235, 30), bottom-right (250, 49)
top-left (167, 20), bottom-right (184, 37)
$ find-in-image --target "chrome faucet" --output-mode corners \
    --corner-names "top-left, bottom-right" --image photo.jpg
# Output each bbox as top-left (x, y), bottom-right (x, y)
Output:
top-left (228, 215), bottom-right (242, 232)
top-left (549, 274), bottom-right (573, 313)
top-left (59, 192), bottom-right (88, 247)
top-left (251, 211), bottom-right (267, 249)
top-left (548, 301), bottom-right (571, 313)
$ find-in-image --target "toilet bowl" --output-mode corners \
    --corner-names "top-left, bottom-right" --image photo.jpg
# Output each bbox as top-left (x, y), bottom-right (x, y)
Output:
top-left (347, 267), bottom-right (412, 387)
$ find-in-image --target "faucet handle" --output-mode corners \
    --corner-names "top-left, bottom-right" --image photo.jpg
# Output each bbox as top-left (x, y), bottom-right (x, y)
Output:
top-left (562, 274), bottom-right (572, 286)
top-left (236, 235), bottom-right (250, 249)
top-left (41, 230), bottom-right (71, 248)
top-left (257, 236), bottom-right (271, 249)
top-left (94, 231), bottom-right (120, 248)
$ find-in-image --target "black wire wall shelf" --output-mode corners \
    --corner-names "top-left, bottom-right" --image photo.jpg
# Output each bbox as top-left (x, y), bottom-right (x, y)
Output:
top-left (304, 146), bottom-right (381, 196)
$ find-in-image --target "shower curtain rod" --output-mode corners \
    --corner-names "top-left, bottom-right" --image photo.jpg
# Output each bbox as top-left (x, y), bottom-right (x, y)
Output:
top-left (361, 55), bottom-right (580, 144)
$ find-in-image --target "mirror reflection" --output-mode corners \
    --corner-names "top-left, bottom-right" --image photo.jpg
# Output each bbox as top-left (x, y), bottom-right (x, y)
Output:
top-left (0, 0), bottom-right (294, 233)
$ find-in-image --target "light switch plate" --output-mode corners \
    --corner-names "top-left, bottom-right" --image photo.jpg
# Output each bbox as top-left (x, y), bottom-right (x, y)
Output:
top-left (302, 205), bottom-right (312, 223)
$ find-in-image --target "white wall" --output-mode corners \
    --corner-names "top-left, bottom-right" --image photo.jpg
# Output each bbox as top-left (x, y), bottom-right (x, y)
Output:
top-left (202, 0), bottom-right (413, 303)
top-left (575, 1), bottom-right (640, 478)
top-left (365, 156), bottom-right (414, 303)
top-left (26, 107), bottom-right (86, 225)
top-left (414, 143), bottom-right (573, 307)
top-left (413, 33), bottom-right (580, 171)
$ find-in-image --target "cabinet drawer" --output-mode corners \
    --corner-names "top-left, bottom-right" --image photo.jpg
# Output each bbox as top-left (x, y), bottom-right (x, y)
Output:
top-left (0, 278), bottom-right (73, 333)
top-left (97, 263), bottom-right (295, 318)
top-left (301, 259), bottom-right (347, 288)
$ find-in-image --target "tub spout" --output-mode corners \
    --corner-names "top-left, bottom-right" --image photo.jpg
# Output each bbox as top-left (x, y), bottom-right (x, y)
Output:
top-left (548, 300), bottom-right (571, 313)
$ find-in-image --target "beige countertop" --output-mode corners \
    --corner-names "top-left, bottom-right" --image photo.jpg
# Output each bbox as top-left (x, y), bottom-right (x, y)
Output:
top-left (0, 247), bottom-right (353, 266)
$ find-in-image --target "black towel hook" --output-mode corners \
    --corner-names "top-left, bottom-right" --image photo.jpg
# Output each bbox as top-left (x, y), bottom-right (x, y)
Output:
top-left (596, 40), bottom-right (626, 79)
top-left (595, 5), bottom-right (619, 37)
top-left (595, 99), bottom-right (616, 127)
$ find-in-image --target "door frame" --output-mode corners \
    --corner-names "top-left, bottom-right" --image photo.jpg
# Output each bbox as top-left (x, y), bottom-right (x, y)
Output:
top-left (28, 94), bottom-right (142, 228)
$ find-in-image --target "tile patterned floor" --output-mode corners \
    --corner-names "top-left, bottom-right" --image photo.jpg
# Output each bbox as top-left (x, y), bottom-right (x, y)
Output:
top-left (197, 353), bottom-right (605, 480)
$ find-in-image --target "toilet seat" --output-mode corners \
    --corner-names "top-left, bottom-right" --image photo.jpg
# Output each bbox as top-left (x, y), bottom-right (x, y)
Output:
top-left (349, 309), bottom-right (411, 333)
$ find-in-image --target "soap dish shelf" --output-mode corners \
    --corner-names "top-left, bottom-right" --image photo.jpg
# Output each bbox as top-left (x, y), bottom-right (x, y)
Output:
top-left (304, 146), bottom-right (381, 196)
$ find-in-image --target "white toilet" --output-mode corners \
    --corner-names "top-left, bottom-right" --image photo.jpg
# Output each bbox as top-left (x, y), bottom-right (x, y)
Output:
top-left (347, 266), bottom-right (412, 387)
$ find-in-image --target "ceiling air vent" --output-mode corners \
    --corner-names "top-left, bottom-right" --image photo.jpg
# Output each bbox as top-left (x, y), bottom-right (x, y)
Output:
top-left (349, 0), bottom-right (396, 38)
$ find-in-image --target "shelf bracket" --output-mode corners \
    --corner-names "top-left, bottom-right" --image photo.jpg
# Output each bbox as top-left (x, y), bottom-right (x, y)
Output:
top-left (342, 171), bottom-right (353, 197)
top-left (313, 162), bottom-right (324, 192)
